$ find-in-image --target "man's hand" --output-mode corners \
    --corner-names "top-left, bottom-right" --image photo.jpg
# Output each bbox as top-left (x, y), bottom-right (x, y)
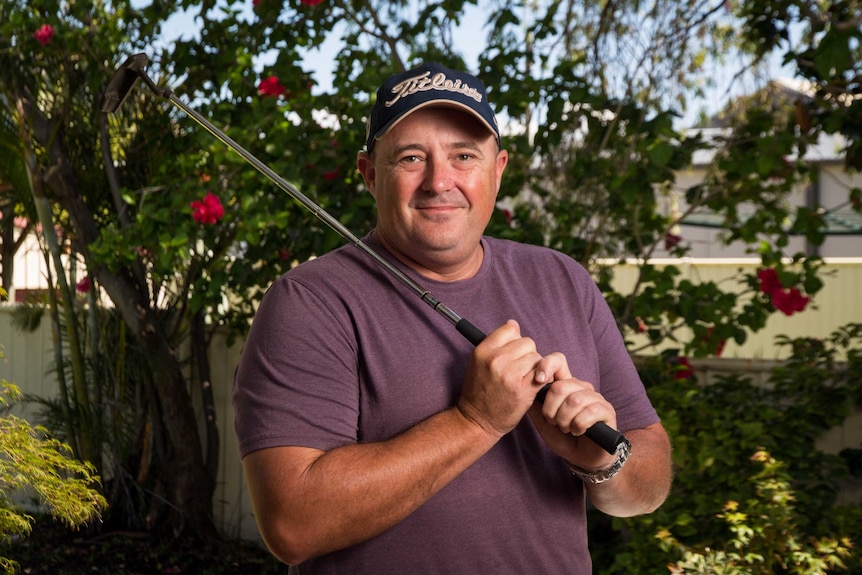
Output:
top-left (457, 320), bottom-right (555, 438)
top-left (528, 366), bottom-right (619, 472)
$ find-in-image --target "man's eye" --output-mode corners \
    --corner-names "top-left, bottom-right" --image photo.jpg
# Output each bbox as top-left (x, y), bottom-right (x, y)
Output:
top-left (401, 155), bottom-right (422, 163)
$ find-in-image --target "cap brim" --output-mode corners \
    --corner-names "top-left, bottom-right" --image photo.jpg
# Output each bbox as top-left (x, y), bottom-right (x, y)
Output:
top-left (371, 100), bottom-right (500, 149)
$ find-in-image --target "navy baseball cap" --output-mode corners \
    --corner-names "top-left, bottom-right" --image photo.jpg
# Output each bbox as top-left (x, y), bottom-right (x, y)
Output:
top-left (365, 62), bottom-right (501, 152)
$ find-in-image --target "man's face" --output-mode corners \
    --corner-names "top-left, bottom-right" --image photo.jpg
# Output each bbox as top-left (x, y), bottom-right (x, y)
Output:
top-left (357, 107), bottom-right (508, 280)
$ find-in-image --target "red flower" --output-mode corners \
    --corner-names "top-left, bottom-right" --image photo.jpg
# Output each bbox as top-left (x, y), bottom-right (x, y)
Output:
top-left (635, 316), bottom-right (647, 333)
top-left (757, 268), bottom-right (809, 316)
top-left (323, 168), bottom-right (339, 181)
top-left (258, 76), bottom-right (287, 98)
top-left (76, 277), bottom-right (91, 293)
top-left (674, 357), bottom-right (694, 380)
top-left (34, 24), bottom-right (54, 46)
top-left (300, 0), bottom-right (324, 5)
top-left (664, 231), bottom-right (682, 250)
top-left (190, 192), bottom-right (225, 224)
top-left (757, 268), bottom-right (782, 295)
top-left (771, 287), bottom-right (810, 316)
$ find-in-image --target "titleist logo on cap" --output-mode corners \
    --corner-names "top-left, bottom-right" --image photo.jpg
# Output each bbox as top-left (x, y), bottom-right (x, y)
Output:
top-left (385, 71), bottom-right (484, 108)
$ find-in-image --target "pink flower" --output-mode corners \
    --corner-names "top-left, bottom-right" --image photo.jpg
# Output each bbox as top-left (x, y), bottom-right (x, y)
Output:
top-left (258, 76), bottom-right (287, 98)
top-left (34, 24), bottom-right (54, 46)
top-left (757, 268), bottom-right (781, 295)
top-left (674, 357), bottom-right (694, 380)
top-left (190, 193), bottom-right (225, 224)
top-left (300, 0), bottom-right (324, 5)
top-left (664, 231), bottom-right (682, 250)
top-left (756, 268), bottom-right (810, 316)
top-left (771, 287), bottom-right (810, 316)
top-left (76, 277), bottom-right (91, 293)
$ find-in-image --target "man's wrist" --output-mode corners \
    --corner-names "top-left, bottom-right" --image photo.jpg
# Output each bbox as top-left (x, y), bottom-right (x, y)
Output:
top-left (568, 438), bottom-right (632, 484)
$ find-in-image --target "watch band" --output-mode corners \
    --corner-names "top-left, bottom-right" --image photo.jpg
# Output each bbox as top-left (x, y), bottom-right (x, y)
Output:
top-left (568, 438), bottom-right (632, 484)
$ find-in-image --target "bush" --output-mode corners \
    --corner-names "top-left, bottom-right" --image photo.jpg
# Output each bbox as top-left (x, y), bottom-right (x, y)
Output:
top-left (591, 323), bottom-right (862, 574)
top-left (0, 379), bottom-right (106, 574)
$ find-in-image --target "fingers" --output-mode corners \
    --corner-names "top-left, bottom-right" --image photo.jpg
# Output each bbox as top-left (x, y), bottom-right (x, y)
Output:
top-left (540, 377), bottom-right (617, 437)
top-left (532, 352), bottom-right (571, 386)
top-left (458, 320), bottom-right (546, 436)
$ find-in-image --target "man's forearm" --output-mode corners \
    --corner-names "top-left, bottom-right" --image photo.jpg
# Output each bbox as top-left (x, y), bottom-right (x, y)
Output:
top-left (582, 423), bottom-right (672, 517)
top-left (244, 404), bottom-right (501, 564)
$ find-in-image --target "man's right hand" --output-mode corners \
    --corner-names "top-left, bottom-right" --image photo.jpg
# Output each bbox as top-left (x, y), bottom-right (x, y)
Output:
top-left (456, 319), bottom-right (560, 438)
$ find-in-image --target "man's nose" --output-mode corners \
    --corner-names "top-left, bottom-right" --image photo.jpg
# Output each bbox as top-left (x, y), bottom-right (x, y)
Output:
top-left (422, 157), bottom-right (454, 193)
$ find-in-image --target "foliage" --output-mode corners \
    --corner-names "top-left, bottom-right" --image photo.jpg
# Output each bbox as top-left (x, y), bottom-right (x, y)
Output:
top-left (590, 323), bottom-right (862, 573)
top-left (13, 302), bottom-right (171, 532)
top-left (0, 377), bottom-right (106, 575)
top-left (0, 514), bottom-right (282, 575)
top-left (660, 450), bottom-right (852, 575)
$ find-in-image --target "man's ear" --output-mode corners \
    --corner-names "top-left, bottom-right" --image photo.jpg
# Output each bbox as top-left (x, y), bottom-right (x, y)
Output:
top-left (494, 149), bottom-right (509, 196)
top-left (356, 151), bottom-right (376, 197)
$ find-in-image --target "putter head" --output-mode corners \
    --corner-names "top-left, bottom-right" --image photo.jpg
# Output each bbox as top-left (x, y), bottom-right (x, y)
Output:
top-left (100, 53), bottom-right (150, 113)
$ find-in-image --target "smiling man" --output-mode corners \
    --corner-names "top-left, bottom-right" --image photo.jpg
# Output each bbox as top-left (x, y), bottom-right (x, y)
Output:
top-left (232, 62), bottom-right (672, 574)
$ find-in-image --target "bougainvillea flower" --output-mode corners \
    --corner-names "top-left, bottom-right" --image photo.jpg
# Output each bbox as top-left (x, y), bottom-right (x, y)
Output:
top-left (757, 268), bottom-right (782, 295)
top-left (76, 277), bottom-right (91, 293)
top-left (323, 168), bottom-right (339, 181)
top-left (190, 192), bottom-right (225, 224)
top-left (673, 357), bottom-right (694, 380)
top-left (664, 231), bottom-right (682, 250)
top-left (756, 268), bottom-right (810, 316)
top-left (771, 287), bottom-right (810, 316)
top-left (34, 24), bottom-right (54, 46)
top-left (300, 0), bottom-right (325, 5)
top-left (258, 76), bottom-right (287, 98)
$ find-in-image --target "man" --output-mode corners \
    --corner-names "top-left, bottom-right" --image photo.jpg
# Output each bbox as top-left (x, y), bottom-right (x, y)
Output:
top-left (232, 62), bottom-right (672, 574)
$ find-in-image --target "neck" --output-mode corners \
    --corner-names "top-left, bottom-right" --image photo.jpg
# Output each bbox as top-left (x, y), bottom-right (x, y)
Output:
top-left (372, 230), bottom-right (484, 282)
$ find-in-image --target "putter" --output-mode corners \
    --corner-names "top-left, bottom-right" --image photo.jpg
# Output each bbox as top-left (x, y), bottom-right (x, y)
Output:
top-left (100, 53), bottom-right (627, 455)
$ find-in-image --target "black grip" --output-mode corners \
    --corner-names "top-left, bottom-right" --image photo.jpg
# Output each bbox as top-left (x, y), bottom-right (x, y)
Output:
top-left (584, 421), bottom-right (627, 453)
top-left (455, 318), bottom-right (487, 346)
top-left (455, 317), bottom-right (626, 455)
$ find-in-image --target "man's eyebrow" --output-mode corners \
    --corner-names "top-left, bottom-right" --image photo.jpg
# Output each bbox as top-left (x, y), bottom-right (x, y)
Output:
top-left (386, 139), bottom-right (484, 160)
top-left (389, 143), bottom-right (427, 157)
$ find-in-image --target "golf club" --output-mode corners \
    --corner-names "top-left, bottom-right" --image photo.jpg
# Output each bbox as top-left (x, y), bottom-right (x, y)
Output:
top-left (100, 53), bottom-right (627, 456)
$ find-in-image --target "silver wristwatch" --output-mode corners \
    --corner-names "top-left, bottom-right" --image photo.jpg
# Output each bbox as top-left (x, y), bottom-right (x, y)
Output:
top-left (568, 438), bottom-right (632, 484)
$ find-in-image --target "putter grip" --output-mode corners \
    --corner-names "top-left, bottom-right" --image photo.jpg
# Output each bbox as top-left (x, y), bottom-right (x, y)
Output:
top-left (455, 317), bottom-right (626, 455)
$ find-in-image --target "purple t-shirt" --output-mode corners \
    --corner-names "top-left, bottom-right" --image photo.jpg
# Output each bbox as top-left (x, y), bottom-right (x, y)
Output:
top-left (232, 235), bottom-right (659, 574)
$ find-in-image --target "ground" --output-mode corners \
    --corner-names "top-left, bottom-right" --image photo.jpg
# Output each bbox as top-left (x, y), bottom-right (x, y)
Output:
top-left (1, 517), bottom-right (285, 574)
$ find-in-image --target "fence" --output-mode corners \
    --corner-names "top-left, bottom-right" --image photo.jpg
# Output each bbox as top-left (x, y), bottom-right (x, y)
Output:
top-left (1, 259), bottom-right (860, 541)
